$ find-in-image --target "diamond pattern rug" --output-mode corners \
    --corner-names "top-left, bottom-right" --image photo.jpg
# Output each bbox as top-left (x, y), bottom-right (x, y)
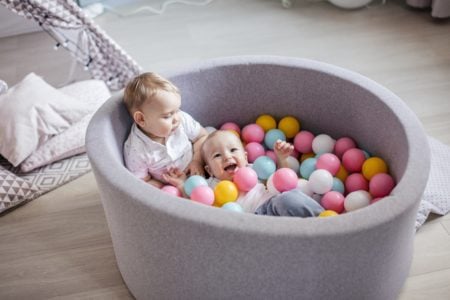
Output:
top-left (0, 153), bottom-right (91, 215)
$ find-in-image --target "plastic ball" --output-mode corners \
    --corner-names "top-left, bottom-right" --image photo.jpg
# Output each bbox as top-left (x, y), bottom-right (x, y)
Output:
top-left (252, 155), bottom-right (277, 180)
top-left (245, 142), bottom-right (265, 163)
top-left (334, 137), bottom-right (356, 159)
top-left (184, 175), bottom-right (208, 197)
top-left (161, 185), bottom-right (181, 197)
top-left (214, 180), bottom-right (239, 206)
top-left (345, 173), bottom-right (369, 193)
top-left (256, 114), bottom-right (277, 132)
top-left (222, 202), bottom-right (244, 212)
top-left (264, 129), bottom-right (286, 150)
top-left (272, 168), bottom-right (298, 192)
top-left (328, 0), bottom-right (372, 10)
top-left (319, 210), bottom-right (339, 217)
top-left (220, 122), bottom-right (241, 134)
top-left (241, 123), bottom-right (265, 143)
top-left (286, 156), bottom-right (300, 173)
top-left (233, 167), bottom-right (258, 192)
top-left (300, 152), bottom-right (315, 162)
top-left (278, 116), bottom-right (300, 139)
top-left (369, 173), bottom-right (395, 198)
top-left (205, 126), bottom-right (217, 134)
top-left (335, 164), bottom-right (349, 182)
top-left (265, 150), bottom-right (277, 164)
top-left (294, 131), bottom-right (315, 153)
top-left (308, 169), bottom-right (334, 194)
top-left (321, 191), bottom-right (345, 213)
top-left (190, 185), bottom-right (215, 205)
top-left (344, 190), bottom-right (372, 212)
top-left (297, 178), bottom-right (314, 196)
top-left (312, 134), bottom-right (335, 155)
top-left (362, 157), bottom-right (388, 180)
top-left (299, 157), bottom-right (317, 179)
top-left (342, 148), bottom-right (366, 173)
top-left (316, 153), bottom-right (341, 175)
top-left (331, 177), bottom-right (345, 194)
top-left (266, 174), bottom-right (279, 194)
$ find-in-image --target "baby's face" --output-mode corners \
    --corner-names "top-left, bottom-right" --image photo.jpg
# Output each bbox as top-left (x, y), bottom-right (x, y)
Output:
top-left (203, 131), bottom-right (248, 181)
top-left (136, 90), bottom-right (181, 140)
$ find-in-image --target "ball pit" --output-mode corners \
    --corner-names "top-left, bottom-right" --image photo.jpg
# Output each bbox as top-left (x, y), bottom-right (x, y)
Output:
top-left (87, 56), bottom-right (430, 299)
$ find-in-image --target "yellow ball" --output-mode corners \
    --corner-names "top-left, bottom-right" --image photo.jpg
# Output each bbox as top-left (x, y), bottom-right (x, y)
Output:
top-left (335, 164), bottom-right (348, 182)
top-left (214, 180), bottom-right (239, 207)
top-left (300, 152), bottom-right (315, 162)
top-left (256, 114), bottom-right (277, 132)
top-left (362, 157), bottom-right (388, 180)
top-left (278, 116), bottom-right (301, 139)
top-left (319, 210), bottom-right (339, 217)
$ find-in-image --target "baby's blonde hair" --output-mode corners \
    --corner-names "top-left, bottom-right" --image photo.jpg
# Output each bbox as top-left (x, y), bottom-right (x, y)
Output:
top-left (123, 72), bottom-right (179, 114)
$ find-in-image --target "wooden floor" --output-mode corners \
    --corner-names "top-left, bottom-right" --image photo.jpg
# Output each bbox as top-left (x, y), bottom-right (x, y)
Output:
top-left (1, 0), bottom-right (449, 299)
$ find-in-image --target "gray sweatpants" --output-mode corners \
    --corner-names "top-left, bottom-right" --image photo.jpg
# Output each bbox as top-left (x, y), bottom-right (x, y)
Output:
top-left (255, 189), bottom-right (324, 217)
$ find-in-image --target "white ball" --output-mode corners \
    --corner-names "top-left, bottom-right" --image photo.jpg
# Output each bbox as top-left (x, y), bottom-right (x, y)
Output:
top-left (266, 174), bottom-right (280, 194)
top-left (328, 0), bottom-right (372, 9)
top-left (308, 169), bottom-right (333, 194)
top-left (344, 190), bottom-right (372, 212)
top-left (286, 156), bottom-right (300, 174)
top-left (297, 178), bottom-right (314, 197)
top-left (312, 134), bottom-right (335, 154)
top-left (205, 126), bottom-right (217, 134)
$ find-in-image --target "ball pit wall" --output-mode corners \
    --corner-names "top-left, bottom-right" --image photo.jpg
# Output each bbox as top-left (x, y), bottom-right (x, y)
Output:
top-left (86, 56), bottom-right (430, 299)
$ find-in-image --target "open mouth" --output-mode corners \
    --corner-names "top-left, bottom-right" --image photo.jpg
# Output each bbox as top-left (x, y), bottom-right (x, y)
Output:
top-left (224, 163), bottom-right (238, 174)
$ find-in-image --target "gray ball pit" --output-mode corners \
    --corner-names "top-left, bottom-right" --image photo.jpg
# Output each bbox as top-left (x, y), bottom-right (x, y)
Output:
top-left (86, 56), bottom-right (430, 300)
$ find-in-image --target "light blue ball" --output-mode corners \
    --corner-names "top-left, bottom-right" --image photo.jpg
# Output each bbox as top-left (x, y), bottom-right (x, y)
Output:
top-left (299, 157), bottom-right (317, 180)
top-left (252, 155), bottom-right (276, 180)
top-left (264, 129), bottom-right (286, 150)
top-left (222, 202), bottom-right (244, 212)
top-left (184, 175), bottom-right (208, 197)
top-left (332, 177), bottom-right (345, 194)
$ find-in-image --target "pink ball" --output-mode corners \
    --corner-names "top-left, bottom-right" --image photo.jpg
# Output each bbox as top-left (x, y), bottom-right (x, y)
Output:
top-left (293, 130), bottom-right (315, 153)
top-left (245, 142), bottom-right (265, 163)
top-left (290, 149), bottom-right (300, 159)
top-left (334, 137), bottom-right (357, 159)
top-left (220, 122), bottom-right (241, 134)
top-left (321, 191), bottom-right (345, 213)
top-left (345, 173), bottom-right (369, 194)
top-left (342, 148), bottom-right (366, 173)
top-left (272, 168), bottom-right (298, 192)
top-left (316, 153), bottom-right (341, 176)
top-left (241, 123), bottom-right (265, 143)
top-left (265, 150), bottom-right (277, 164)
top-left (161, 185), bottom-right (181, 197)
top-left (369, 173), bottom-right (395, 198)
top-left (370, 197), bottom-right (383, 204)
top-left (190, 185), bottom-right (215, 205)
top-left (233, 167), bottom-right (258, 192)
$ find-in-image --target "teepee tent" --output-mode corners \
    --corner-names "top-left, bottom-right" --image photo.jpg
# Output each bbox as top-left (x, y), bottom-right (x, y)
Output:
top-left (0, 0), bottom-right (142, 90)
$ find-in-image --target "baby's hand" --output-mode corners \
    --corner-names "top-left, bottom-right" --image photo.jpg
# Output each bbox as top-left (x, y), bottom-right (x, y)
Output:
top-left (162, 168), bottom-right (187, 190)
top-left (274, 140), bottom-right (294, 168)
top-left (185, 160), bottom-right (205, 177)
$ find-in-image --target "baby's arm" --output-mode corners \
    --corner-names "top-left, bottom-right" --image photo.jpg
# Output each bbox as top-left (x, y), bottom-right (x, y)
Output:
top-left (186, 127), bottom-right (209, 176)
top-left (274, 139), bottom-right (294, 169)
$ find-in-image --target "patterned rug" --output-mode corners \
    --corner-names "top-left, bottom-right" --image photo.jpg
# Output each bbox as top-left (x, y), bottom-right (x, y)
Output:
top-left (0, 153), bottom-right (91, 215)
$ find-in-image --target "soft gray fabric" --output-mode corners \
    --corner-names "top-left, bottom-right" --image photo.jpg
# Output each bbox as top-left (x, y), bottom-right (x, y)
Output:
top-left (86, 56), bottom-right (430, 300)
top-left (255, 189), bottom-right (324, 217)
top-left (407, 0), bottom-right (450, 18)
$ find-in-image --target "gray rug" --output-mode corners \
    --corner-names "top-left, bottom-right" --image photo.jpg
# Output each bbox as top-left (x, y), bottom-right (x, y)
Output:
top-left (0, 153), bottom-right (91, 215)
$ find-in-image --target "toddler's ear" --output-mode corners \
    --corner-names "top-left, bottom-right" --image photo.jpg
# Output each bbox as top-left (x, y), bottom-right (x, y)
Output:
top-left (204, 164), bottom-right (212, 176)
top-left (133, 111), bottom-right (145, 127)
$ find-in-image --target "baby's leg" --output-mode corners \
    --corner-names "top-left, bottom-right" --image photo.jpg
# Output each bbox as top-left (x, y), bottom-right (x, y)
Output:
top-left (255, 189), bottom-right (324, 217)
